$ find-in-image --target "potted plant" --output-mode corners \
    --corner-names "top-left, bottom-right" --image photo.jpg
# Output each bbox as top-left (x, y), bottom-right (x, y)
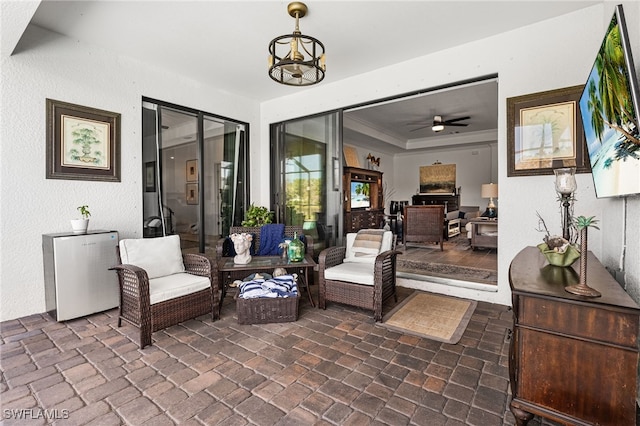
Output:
top-left (71, 205), bottom-right (91, 234)
top-left (241, 204), bottom-right (273, 227)
top-left (536, 212), bottom-right (580, 267)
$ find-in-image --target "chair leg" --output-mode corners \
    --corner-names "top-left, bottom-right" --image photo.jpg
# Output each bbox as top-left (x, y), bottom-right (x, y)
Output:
top-left (139, 324), bottom-right (152, 349)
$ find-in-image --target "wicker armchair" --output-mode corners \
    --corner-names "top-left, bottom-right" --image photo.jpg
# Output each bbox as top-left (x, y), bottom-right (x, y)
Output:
top-left (215, 225), bottom-right (313, 261)
top-left (403, 205), bottom-right (445, 251)
top-left (111, 235), bottom-right (219, 348)
top-left (318, 230), bottom-right (400, 322)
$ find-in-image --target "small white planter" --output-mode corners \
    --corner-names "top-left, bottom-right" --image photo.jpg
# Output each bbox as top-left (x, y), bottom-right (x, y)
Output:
top-left (70, 219), bottom-right (89, 234)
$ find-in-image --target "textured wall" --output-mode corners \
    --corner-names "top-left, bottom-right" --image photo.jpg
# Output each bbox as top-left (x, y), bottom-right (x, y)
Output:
top-left (0, 21), bottom-right (259, 321)
top-left (259, 3), bottom-right (640, 307)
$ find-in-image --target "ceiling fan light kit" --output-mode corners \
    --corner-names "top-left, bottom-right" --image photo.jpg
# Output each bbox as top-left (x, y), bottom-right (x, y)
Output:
top-left (409, 114), bottom-right (471, 133)
top-left (268, 2), bottom-right (326, 86)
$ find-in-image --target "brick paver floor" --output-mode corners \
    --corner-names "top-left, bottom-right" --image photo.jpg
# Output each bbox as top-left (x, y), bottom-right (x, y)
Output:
top-left (1, 285), bottom-right (560, 425)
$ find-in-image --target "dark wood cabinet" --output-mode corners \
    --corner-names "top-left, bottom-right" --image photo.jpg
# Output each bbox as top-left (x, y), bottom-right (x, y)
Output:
top-left (411, 193), bottom-right (459, 212)
top-left (343, 167), bottom-right (383, 233)
top-left (509, 247), bottom-right (639, 426)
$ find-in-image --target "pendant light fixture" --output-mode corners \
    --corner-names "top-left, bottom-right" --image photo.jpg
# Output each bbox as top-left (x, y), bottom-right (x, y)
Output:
top-left (268, 2), bottom-right (326, 86)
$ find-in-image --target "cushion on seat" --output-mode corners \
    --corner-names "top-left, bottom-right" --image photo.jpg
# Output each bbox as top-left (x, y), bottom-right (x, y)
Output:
top-left (149, 272), bottom-right (211, 305)
top-left (119, 235), bottom-right (185, 279)
top-left (324, 262), bottom-right (375, 286)
top-left (350, 229), bottom-right (384, 257)
top-left (345, 230), bottom-right (392, 264)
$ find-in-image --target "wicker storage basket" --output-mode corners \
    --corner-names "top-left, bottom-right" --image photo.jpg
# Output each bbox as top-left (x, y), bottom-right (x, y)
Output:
top-left (235, 293), bottom-right (299, 324)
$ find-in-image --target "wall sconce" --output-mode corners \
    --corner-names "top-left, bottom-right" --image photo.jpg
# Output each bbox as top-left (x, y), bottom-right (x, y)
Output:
top-left (554, 167), bottom-right (577, 241)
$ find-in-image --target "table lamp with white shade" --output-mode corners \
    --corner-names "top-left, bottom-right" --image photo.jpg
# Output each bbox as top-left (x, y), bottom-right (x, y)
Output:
top-left (481, 183), bottom-right (498, 218)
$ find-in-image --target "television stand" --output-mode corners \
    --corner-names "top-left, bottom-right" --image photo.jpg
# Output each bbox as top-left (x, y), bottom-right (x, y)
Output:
top-left (343, 167), bottom-right (384, 233)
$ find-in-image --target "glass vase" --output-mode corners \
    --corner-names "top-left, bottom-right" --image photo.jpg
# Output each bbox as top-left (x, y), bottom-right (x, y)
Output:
top-left (287, 232), bottom-right (305, 262)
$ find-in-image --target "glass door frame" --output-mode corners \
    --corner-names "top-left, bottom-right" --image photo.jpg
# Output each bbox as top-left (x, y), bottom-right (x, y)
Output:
top-left (142, 97), bottom-right (250, 253)
top-left (270, 109), bottom-right (344, 250)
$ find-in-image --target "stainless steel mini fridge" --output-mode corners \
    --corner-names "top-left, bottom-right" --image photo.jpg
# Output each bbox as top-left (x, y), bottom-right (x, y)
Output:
top-left (43, 230), bottom-right (119, 321)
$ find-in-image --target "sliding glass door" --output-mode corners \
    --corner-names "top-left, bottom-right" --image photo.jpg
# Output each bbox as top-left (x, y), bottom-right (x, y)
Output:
top-left (142, 99), bottom-right (248, 254)
top-left (271, 112), bottom-right (342, 255)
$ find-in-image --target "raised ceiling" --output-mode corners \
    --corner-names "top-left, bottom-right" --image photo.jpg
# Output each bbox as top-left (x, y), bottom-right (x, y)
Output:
top-left (26, 1), bottom-right (599, 102)
top-left (23, 1), bottom-right (600, 152)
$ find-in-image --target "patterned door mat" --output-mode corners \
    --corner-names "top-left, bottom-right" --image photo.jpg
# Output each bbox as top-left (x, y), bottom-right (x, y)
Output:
top-left (381, 292), bottom-right (477, 344)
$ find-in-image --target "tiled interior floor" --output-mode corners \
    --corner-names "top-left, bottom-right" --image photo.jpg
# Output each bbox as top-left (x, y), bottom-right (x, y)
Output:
top-left (2, 285), bottom-right (561, 425)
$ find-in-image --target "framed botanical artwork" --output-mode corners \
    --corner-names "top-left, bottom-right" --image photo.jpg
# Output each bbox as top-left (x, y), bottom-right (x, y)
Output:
top-left (46, 99), bottom-right (121, 181)
top-left (144, 161), bottom-right (156, 192)
top-left (186, 183), bottom-right (199, 205)
top-left (186, 159), bottom-right (198, 182)
top-left (507, 86), bottom-right (591, 177)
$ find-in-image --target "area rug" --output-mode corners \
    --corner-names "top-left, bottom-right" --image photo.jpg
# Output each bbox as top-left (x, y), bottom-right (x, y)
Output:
top-left (381, 292), bottom-right (477, 344)
top-left (396, 260), bottom-right (497, 284)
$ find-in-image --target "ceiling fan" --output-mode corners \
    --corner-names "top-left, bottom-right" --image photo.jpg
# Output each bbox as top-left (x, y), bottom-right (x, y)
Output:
top-left (408, 115), bottom-right (470, 133)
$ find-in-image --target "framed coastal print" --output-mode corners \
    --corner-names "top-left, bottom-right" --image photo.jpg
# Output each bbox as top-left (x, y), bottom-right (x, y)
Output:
top-left (46, 99), bottom-right (121, 181)
top-left (186, 159), bottom-right (198, 182)
top-left (186, 183), bottom-right (199, 205)
top-left (507, 86), bottom-right (591, 176)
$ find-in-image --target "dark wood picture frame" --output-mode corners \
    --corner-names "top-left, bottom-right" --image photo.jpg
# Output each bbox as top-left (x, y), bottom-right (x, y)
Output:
top-left (46, 99), bottom-right (121, 181)
top-left (507, 85), bottom-right (591, 177)
top-left (186, 159), bottom-right (198, 182)
top-left (186, 183), bottom-right (199, 205)
top-left (145, 161), bottom-right (156, 192)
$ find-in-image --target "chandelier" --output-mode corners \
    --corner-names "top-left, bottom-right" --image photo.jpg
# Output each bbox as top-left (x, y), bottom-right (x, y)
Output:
top-left (268, 2), bottom-right (326, 86)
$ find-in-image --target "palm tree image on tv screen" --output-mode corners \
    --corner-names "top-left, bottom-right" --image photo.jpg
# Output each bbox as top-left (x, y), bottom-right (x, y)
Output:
top-left (579, 5), bottom-right (640, 198)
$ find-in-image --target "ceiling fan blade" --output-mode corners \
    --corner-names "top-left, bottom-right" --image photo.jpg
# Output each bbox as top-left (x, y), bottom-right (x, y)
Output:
top-left (409, 125), bottom-right (432, 132)
top-left (443, 116), bottom-right (470, 124)
top-left (406, 121), bottom-right (431, 126)
top-left (445, 122), bottom-right (469, 127)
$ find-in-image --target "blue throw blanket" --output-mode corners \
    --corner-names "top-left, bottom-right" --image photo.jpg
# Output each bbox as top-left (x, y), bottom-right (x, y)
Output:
top-left (257, 224), bottom-right (285, 256)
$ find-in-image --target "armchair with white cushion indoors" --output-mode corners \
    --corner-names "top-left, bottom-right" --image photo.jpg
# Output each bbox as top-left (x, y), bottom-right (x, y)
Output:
top-left (318, 230), bottom-right (400, 322)
top-left (110, 235), bottom-right (219, 348)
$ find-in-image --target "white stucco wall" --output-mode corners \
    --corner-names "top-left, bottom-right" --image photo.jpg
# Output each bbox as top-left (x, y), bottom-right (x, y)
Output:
top-left (260, 2), bottom-right (640, 307)
top-left (0, 23), bottom-right (259, 321)
top-left (2, 2), bottom-right (639, 320)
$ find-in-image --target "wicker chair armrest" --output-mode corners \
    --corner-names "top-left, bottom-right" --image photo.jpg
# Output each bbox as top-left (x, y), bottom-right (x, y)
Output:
top-left (318, 246), bottom-right (347, 271)
top-left (183, 253), bottom-right (213, 276)
top-left (110, 263), bottom-right (149, 281)
top-left (109, 264), bottom-right (151, 299)
top-left (375, 249), bottom-right (402, 263)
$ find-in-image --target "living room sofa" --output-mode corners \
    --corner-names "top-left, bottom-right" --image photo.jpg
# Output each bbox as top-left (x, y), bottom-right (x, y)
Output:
top-left (446, 205), bottom-right (481, 228)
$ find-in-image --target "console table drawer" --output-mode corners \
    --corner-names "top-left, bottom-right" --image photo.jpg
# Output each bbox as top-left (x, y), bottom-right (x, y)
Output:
top-left (519, 296), bottom-right (638, 348)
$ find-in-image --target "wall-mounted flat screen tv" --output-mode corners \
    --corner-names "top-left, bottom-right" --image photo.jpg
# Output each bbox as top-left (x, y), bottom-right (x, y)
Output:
top-left (350, 181), bottom-right (370, 209)
top-left (579, 4), bottom-right (640, 198)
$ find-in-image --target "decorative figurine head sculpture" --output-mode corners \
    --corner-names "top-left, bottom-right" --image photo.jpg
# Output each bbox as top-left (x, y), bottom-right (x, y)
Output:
top-left (230, 233), bottom-right (253, 264)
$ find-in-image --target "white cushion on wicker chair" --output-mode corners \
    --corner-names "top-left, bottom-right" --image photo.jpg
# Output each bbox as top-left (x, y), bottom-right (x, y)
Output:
top-left (323, 262), bottom-right (375, 286)
top-left (119, 235), bottom-right (185, 279)
top-left (344, 231), bottom-right (393, 264)
top-left (149, 272), bottom-right (211, 304)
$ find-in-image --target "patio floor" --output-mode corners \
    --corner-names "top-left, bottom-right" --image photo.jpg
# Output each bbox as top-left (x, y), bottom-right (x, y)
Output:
top-left (1, 285), bottom-right (559, 425)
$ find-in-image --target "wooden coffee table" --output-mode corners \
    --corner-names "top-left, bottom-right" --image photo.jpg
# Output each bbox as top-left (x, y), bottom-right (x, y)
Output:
top-left (469, 219), bottom-right (498, 249)
top-left (218, 254), bottom-right (316, 308)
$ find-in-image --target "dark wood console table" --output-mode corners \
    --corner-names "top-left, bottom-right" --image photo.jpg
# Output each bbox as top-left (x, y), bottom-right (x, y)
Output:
top-left (509, 247), bottom-right (639, 425)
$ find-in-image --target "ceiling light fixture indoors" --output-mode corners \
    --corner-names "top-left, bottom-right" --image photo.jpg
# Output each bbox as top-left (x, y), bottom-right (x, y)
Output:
top-left (432, 116), bottom-right (445, 132)
top-left (268, 2), bottom-right (326, 86)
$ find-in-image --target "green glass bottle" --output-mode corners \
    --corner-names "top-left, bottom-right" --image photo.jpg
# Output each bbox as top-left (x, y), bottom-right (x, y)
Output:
top-left (287, 232), bottom-right (305, 262)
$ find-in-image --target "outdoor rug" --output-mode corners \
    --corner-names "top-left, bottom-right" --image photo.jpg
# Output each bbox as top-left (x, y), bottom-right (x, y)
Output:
top-left (381, 292), bottom-right (477, 344)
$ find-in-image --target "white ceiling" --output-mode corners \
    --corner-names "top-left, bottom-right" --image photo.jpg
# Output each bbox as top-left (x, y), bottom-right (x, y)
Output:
top-left (25, 0), bottom-right (601, 152)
